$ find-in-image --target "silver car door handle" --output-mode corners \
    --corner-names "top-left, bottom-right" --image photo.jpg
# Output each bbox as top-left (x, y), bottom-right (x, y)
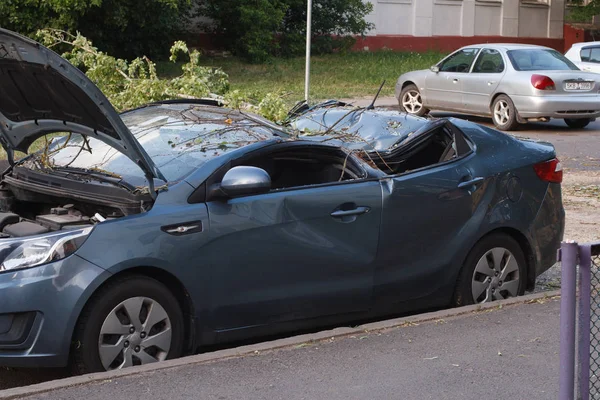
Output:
top-left (167, 225), bottom-right (200, 234)
top-left (453, 78), bottom-right (460, 83)
top-left (487, 81), bottom-right (495, 85)
top-left (330, 206), bottom-right (371, 218)
top-left (458, 177), bottom-right (485, 189)
top-left (161, 220), bottom-right (203, 235)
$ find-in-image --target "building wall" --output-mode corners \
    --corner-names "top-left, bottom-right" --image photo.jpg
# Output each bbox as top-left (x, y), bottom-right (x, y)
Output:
top-left (357, 0), bottom-right (566, 52)
top-left (366, 0), bottom-right (564, 37)
top-left (187, 0), bottom-right (572, 53)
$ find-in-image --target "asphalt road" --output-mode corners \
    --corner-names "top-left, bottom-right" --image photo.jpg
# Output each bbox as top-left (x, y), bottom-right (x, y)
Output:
top-left (0, 110), bottom-right (596, 391)
top-left (21, 298), bottom-right (561, 400)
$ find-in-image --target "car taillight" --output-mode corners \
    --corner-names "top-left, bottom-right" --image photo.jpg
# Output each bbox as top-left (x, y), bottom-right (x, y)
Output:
top-left (531, 74), bottom-right (556, 90)
top-left (534, 158), bottom-right (563, 183)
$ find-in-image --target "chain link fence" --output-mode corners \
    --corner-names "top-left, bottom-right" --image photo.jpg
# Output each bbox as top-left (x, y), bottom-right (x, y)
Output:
top-left (559, 242), bottom-right (600, 400)
top-left (588, 251), bottom-right (600, 399)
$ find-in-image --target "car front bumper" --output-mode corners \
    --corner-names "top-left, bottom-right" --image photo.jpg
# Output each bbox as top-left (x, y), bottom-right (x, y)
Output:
top-left (511, 94), bottom-right (600, 119)
top-left (0, 255), bottom-right (109, 368)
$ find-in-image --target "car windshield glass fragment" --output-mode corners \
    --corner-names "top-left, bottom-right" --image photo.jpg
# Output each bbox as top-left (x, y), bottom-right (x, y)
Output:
top-left (507, 49), bottom-right (579, 71)
top-left (24, 104), bottom-right (281, 186)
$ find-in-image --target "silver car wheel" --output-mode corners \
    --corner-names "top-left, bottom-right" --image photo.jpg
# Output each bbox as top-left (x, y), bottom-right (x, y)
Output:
top-left (402, 90), bottom-right (423, 114)
top-left (98, 296), bottom-right (172, 371)
top-left (493, 100), bottom-right (510, 126)
top-left (471, 247), bottom-right (520, 303)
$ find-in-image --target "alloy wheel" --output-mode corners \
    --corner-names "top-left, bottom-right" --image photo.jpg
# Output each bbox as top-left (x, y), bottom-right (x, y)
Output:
top-left (402, 90), bottom-right (423, 114)
top-left (98, 296), bottom-right (172, 370)
top-left (493, 100), bottom-right (510, 126)
top-left (471, 247), bottom-right (520, 303)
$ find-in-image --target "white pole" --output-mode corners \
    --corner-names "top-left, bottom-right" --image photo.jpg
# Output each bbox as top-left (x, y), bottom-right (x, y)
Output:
top-left (304, 0), bottom-right (313, 101)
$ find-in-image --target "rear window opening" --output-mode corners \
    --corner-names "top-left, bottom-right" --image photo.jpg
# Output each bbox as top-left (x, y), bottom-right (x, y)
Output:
top-left (361, 121), bottom-right (472, 175)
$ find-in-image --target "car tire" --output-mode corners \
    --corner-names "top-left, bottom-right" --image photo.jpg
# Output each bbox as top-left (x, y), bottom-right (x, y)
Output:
top-left (564, 118), bottom-right (591, 129)
top-left (453, 233), bottom-right (527, 307)
top-left (399, 84), bottom-right (429, 117)
top-left (70, 275), bottom-right (184, 375)
top-left (491, 95), bottom-right (520, 131)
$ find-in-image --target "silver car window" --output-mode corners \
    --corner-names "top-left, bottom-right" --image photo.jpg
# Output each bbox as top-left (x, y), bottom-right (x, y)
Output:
top-left (472, 49), bottom-right (505, 73)
top-left (438, 48), bottom-right (480, 73)
top-left (507, 49), bottom-right (579, 71)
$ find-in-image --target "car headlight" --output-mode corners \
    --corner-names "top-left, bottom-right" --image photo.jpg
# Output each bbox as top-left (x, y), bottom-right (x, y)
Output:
top-left (0, 226), bottom-right (92, 272)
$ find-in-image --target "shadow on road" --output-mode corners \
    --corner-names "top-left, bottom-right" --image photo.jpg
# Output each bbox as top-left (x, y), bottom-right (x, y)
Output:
top-left (430, 111), bottom-right (596, 135)
top-left (0, 367), bottom-right (70, 390)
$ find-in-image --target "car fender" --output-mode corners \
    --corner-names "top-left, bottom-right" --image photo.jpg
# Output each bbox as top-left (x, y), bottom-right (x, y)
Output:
top-left (57, 257), bottom-right (115, 366)
top-left (395, 70), bottom-right (430, 103)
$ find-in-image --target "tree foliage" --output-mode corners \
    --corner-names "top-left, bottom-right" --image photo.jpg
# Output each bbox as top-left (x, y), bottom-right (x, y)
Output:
top-left (202, 0), bottom-right (287, 63)
top-left (201, 0), bottom-right (374, 62)
top-left (37, 29), bottom-right (288, 122)
top-left (567, 0), bottom-right (600, 23)
top-left (281, 0), bottom-right (374, 56)
top-left (0, 0), bottom-right (193, 59)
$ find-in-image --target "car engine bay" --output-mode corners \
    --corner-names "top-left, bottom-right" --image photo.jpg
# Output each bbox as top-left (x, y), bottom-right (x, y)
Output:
top-left (0, 205), bottom-right (99, 238)
top-left (0, 167), bottom-right (151, 238)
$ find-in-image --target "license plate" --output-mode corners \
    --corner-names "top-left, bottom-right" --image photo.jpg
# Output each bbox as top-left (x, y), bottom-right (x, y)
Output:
top-left (565, 82), bottom-right (593, 90)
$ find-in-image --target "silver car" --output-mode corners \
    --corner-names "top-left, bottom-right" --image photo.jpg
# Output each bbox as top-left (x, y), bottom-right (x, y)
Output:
top-left (395, 44), bottom-right (600, 131)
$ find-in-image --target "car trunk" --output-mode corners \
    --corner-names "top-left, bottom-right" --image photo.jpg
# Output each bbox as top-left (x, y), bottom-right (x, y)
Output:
top-left (533, 70), bottom-right (599, 95)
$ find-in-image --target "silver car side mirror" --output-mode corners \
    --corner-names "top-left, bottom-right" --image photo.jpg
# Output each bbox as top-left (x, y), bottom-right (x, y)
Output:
top-left (220, 166), bottom-right (271, 197)
top-left (430, 65), bottom-right (440, 73)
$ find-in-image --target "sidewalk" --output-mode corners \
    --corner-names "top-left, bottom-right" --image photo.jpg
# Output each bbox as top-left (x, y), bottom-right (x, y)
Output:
top-left (9, 294), bottom-right (560, 400)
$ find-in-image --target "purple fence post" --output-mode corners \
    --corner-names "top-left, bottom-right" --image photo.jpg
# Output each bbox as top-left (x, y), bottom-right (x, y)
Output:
top-left (578, 244), bottom-right (592, 400)
top-left (560, 241), bottom-right (579, 400)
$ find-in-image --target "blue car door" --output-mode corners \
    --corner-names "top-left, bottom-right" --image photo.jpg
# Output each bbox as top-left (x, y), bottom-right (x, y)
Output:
top-left (204, 179), bottom-right (382, 331)
top-left (374, 144), bottom-right (484, 306)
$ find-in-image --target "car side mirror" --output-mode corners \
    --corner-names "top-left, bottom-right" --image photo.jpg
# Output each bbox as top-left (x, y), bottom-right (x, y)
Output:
top-left (430, 65), bottom-right (440, 73)
top-left (219, 166), bottom-right (271, 198)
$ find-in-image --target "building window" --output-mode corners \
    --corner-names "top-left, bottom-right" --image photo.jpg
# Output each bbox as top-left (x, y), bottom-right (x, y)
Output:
top-left (521, 0), bottom-right (550, 5)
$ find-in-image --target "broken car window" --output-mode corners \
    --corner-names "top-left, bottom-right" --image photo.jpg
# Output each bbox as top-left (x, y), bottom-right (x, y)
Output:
top-left (23, 104), bottom-right (282, 187)
top-left (287, 105), bottom-right (472, 176)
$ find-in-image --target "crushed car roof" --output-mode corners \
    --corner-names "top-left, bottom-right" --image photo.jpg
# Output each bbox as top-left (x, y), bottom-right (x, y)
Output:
top-left (286, 102), bottom-right (443, 153)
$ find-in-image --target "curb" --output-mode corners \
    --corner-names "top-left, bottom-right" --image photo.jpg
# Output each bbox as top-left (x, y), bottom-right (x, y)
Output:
top-left (0, 290), bottom-right (561, 399)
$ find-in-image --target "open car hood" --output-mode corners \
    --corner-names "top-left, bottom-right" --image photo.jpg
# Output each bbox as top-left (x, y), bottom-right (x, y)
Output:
top-left (0, 28), bottom-right (165, 183)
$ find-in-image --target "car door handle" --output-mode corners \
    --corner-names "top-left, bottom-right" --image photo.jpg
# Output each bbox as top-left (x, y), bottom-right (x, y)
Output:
top-left (458, 177), bottom-right (485, 189)
top-left (453, 78), bottom-right (460, 83)
top-left (487, 81), bottom-right (496, 85)
top-left (161, 220), bottom-right (203, 236)
top-left (330, 206), bottom-right (371, 218)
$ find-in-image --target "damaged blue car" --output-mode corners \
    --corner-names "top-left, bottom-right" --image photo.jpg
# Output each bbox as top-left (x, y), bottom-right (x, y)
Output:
top-left (0, 29), bottom-right (564, 373)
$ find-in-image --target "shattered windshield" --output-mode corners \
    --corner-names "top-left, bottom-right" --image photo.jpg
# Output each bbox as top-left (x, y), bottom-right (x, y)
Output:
top-left (25, 104), bottom-right (283, 187)
top-left (288, 106), bottom-right (430, 152)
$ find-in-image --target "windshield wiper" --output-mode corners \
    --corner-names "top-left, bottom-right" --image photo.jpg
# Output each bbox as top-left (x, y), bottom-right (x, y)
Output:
top-left (49, 167), bottom-right (138, 192)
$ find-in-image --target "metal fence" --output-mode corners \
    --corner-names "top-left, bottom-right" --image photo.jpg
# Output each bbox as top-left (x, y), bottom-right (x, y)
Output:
top-left (559, 241), bottom-right (600, 400)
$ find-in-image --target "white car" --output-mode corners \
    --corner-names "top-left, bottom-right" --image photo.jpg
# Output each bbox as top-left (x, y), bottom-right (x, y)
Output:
top-left (565, 42), bottom-right (600, 74)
